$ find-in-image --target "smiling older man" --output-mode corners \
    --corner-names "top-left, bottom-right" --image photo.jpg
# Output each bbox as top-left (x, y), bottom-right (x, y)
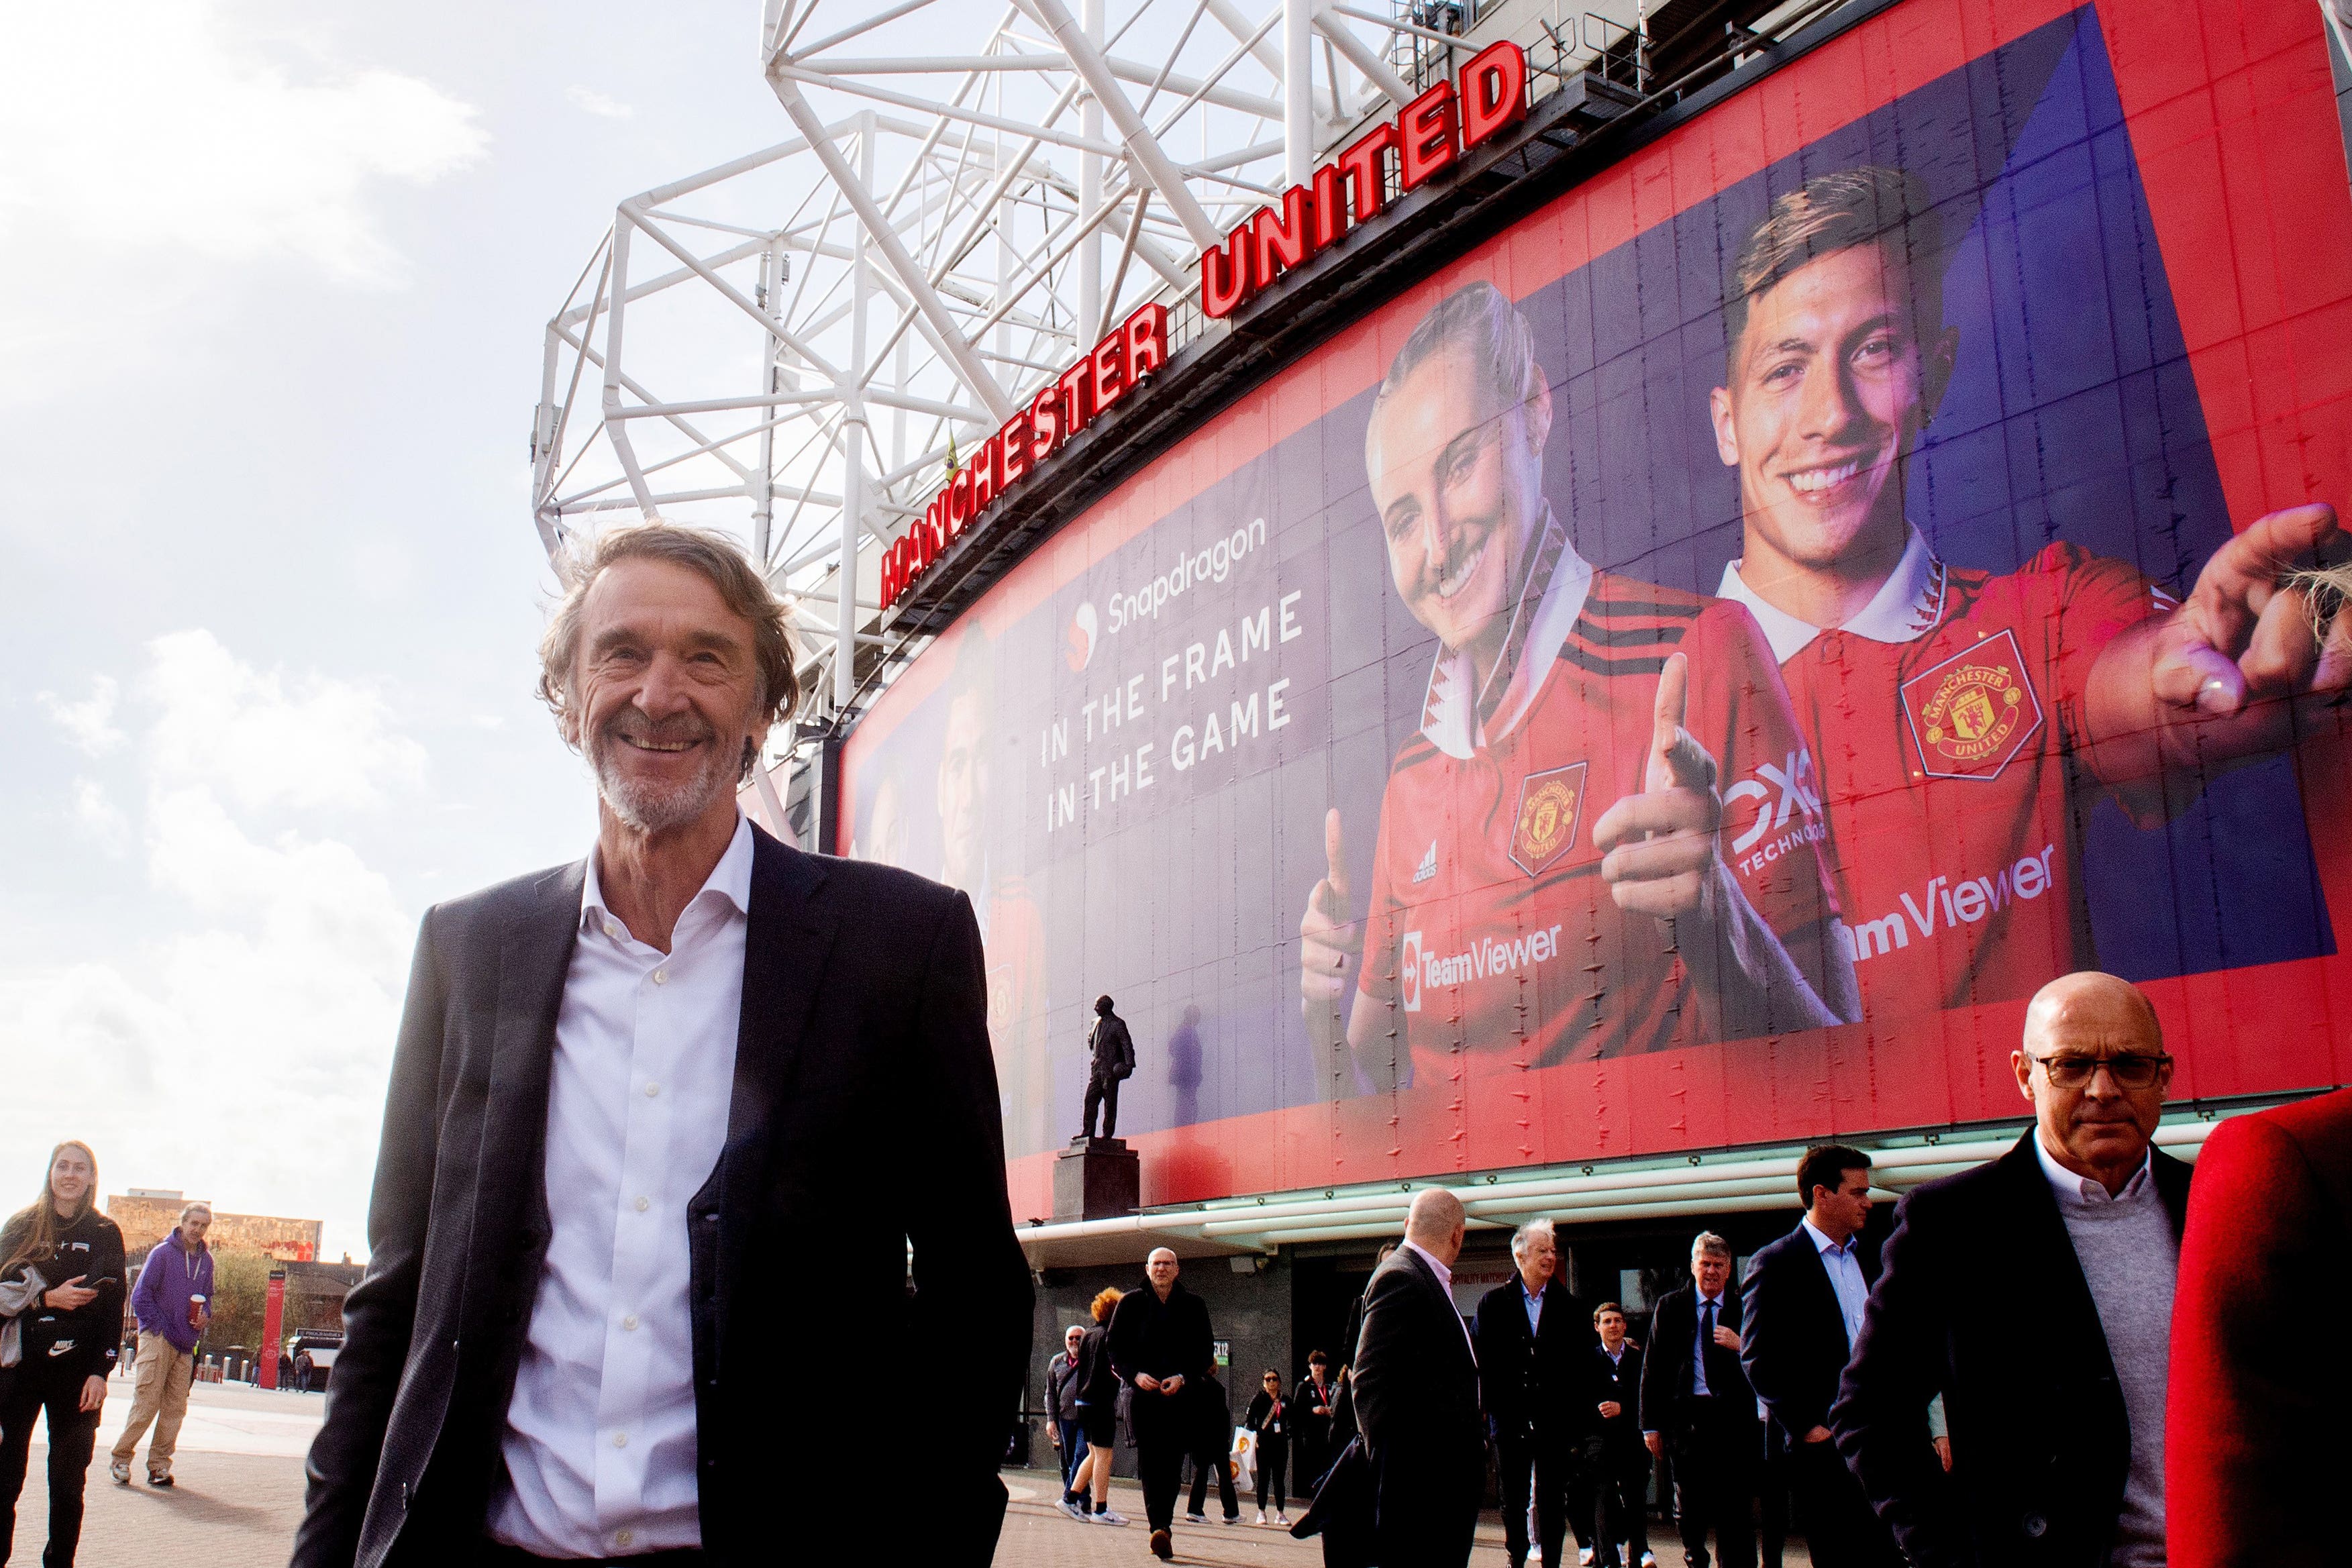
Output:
top-left (293, 523), bottom-right (1031, 1568)
top-left (1832, 970), bottom-right (2192, 1567)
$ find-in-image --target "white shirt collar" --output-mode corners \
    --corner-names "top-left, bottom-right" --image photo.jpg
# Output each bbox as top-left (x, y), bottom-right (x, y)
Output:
top-left (1800, 1217), bottom-right (1857, 1257)
top-left (1401, 1239), bottom-right (1454, 1294)
top-left (1421, 507), bottom-right (1594, 760)
top-left (580, 812), bottom-right (755, 937)
top-left (1715, 523), bottom-right (1945, 664)
top-left (2034, 1133), bottom-right (2154, 1208)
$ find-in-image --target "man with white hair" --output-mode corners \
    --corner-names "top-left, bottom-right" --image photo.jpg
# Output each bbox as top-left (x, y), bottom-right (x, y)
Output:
top-left (1474, 1218), bottom-right (1601, 1568)
top-left (1109, 1247), bottom-right (1215, 1561)
top-left (1640, 1232), bottom-right (1759, 1568)
top-left (1354, 1188), bottom-right (1485, 1567)
top-left (295, 523), bottom-right (1031, 1568)
top-left (1833, 970), bottom-right (2192, 1567)
top-left (109, 1201), bottom-right (212, 1487)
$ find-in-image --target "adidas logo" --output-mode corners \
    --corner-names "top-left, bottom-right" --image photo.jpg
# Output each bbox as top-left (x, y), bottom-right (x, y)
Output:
top-left (1413, 841), bottom-right (1439, 884)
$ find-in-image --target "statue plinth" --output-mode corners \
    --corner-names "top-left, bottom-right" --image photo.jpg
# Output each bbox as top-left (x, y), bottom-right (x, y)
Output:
top-left (1054, 1137), bottom-right (1139, 1221)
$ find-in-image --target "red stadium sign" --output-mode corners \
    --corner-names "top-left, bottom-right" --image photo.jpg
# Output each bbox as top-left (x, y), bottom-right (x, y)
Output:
top-left (880, 302), bottom-right (1168, 611)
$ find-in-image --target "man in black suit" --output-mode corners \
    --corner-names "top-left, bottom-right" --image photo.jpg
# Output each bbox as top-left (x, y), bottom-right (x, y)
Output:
top-left (1353, 1188), bottom-right (1484, 1568)
top-left (1833, 971), bottom-right (2193, 1567)
top-left (1109, 1247), bottom-right (1215, 1561)
top-left (1739, 1147), bottom-right (1899, 1568)
top-left (1590, 1302), bottom-right (1653, 1568)
top-left (292, 523), bottom-right (1031, 1568)
top-left (1473, 1218), bottom-right (1598, 1568)
top-left (1639, 1232), bottom-right (1758, 1568)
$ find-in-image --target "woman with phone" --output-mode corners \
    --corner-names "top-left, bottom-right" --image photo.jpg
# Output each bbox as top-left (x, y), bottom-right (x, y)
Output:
top-left (0, 1140), bottom-right (126, 1568)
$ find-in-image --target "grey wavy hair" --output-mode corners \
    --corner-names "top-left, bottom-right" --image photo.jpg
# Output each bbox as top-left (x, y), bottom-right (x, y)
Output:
top-left (1509, 1218), bottom-right (1556, 1261)
top-left (536, 521), bottom-right (800, 779)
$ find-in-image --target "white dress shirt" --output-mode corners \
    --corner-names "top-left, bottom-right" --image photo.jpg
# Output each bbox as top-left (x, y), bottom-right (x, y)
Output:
top-left (490, 816), bottom-right (753, 1558)
top-left (1800, 1218), bottom-right (1870, 1350)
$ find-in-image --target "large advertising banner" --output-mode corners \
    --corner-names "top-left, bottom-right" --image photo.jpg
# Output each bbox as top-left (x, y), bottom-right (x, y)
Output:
top-left (841, 0), bottom-right (2352, 1221)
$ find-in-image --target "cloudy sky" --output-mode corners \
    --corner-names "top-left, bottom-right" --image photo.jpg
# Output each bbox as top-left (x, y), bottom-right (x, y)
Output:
top-left (1, 2), bottom-right (800, 1259)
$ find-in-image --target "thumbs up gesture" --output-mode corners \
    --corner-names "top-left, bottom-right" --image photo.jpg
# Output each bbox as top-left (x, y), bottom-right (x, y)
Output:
top-left (1299, 808), bottom-right (1362, 1008)
top-left (1594, 653), bottom-right (1725, 921)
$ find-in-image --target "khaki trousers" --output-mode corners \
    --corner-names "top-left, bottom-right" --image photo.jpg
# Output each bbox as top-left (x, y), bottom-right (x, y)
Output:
top-left (109, 1332), bottom-right (193, 1477)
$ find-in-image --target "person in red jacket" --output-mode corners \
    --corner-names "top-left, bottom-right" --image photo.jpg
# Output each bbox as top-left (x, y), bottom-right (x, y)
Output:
top-left (2166, 1086), bottom-right (2352, 1568)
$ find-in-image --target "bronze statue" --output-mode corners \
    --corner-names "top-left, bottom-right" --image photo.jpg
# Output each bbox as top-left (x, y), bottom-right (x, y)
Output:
top-left (1078, 995), bottom-right (1136, 1141)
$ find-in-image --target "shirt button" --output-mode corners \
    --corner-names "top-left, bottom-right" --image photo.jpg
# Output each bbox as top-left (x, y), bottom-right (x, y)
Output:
top-left (603, 920), bottom-right (621, 939)
top-left (613, 1432), bottom-right (629, 1449)
top-left (635, 1196), bottom-right (651, 1212)
top-left (622, 1314), bottom-right (640, 1331)
top-left (652, 969), bottom-right (668, 986)
top-left (615, 1530), bottom-right (633, 1549)
top-left (645, 1082), bottom-right (660, 1098)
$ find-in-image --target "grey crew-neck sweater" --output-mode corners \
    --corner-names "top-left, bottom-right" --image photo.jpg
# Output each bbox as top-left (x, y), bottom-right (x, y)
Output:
top-left (2051, 1170), bottom-right (2178, 1567)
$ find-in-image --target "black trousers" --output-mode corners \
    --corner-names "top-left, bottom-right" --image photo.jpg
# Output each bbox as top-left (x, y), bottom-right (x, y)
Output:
top-left (1495, 1436), bottom-right (1574, 1567)
top-left (1133, 1394), bottom-right (1190, 1532)
top-left (0, 1363), bottom-right (101, 1568)
top-left (1254, 1433), bottom-right (1288, 1511)
top-left (1786, 1439), bottom-right (1901, 1568)
top-left (1593, 1448), bottom-right (1653, 1567)
top-left (1082, 1073), bottom-right (1121, 1138)
top-left (1668, 1401), bottom-right (1759, 1568)
top-left (1184, 1443), bottom-right (1237, 1518)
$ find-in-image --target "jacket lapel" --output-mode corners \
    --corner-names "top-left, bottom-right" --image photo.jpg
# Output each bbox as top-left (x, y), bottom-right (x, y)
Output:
top-left (1996, 1132), bottom-right (2110, 1367)
top-left (694, 827), bottom-right (837, 1345)
top-left (470, 859), bottom-right (586, 1303)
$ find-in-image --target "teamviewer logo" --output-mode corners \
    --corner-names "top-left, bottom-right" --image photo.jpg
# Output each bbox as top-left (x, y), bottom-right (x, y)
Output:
top-left (1399, 931), bottom-right (1423, 1012)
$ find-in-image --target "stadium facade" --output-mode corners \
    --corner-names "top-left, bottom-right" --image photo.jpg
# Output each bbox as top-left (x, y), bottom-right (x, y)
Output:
top-left (535, 0), bottom-right (2352, 1404)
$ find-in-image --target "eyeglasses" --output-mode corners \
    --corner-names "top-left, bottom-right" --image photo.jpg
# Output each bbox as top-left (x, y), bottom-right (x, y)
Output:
top-left (2025, 1051), bottom-right (2171, 1089)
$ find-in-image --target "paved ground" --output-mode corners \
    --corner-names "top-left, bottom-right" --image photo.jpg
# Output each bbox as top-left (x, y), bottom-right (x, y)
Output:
top-left (15, 1381), bottom-right (1808, 1567)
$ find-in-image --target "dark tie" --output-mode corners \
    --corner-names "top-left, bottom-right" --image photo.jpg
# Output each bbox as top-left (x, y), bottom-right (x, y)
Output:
top-left (1700, 1300), bottom-right (1716, 1388)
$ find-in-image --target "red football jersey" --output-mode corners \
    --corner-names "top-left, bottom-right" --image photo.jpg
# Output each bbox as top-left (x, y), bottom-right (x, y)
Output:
top-left (1721, 535), bottom-right (2167, 1020)
top-left (1356, 558), bottom-right (1844, 1089)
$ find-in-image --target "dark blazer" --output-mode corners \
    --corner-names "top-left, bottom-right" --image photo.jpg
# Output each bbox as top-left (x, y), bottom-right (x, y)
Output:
top-left (1107, 1278), bottom-right (1213, 1443)
top-left (1471, 1277), bottom-right (1598, 1447)
top-left (1831, 1131), bottom-right (2192, 1568)
top-left (1740, 1220), bottom-right (1877, 1446)
top-left (1075, 1322), bottom-right (1119, 1407)
top-left (293, 827), bottom-right (1032, 1568)
top-left (1637, 1282), bottom-right (1750, 1445)
top-left (1591, 1342), bottom-right (1646, 1457)
top-left (1047, 1349), bottom-right (1086, 1422)
top-left (1351, 1245), bottom-right (1482, 1568)
top-left (2168, 1089), bottom-right (2352, 1568)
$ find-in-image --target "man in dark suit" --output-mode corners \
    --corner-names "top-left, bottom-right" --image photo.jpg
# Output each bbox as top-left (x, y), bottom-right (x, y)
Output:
top-left (1833, 970), bottom-right (2192, 1567)
top-left (2168, 1085), bottom-right (2352, 1567)
top-left (1639, 1232), bottom-right (1757, 1568)
top-left (1109, 1247), bottom-right (1215, 1561)
top-left (291, 523), bottom-right (1032, 1568)
top-left (1739, 1147), bottom-right (1898, 1568)
top-left (1353, 1188), bottom-right (1484, 1568)
top-left (1473, 1218), bottom-right (1598, 1568)
top-left (1589, 1303), bottom-right (1652, 1568)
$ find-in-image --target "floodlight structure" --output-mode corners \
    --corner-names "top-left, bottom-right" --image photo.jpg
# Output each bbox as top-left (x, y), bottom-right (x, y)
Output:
top-left (530, 0), bottom-right (1646, 829)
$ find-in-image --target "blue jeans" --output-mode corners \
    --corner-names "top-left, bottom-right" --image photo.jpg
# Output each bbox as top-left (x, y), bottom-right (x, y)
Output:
top-left (1056, 1420), bottom-right (1090, 1495)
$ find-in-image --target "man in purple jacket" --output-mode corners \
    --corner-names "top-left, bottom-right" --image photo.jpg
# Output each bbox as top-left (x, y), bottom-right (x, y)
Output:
top-left (107, 1202), bottom-right (213, 1486)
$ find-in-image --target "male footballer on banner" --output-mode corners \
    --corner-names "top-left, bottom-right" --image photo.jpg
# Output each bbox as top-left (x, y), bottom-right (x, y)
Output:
top-left (1300, 283), bottom-right (1859, 1094)
top-left (1706, 166), bottom-right (2352, 1019)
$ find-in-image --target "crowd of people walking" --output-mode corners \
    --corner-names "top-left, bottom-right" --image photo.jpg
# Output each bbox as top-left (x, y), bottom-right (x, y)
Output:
top-left (1038, 970), bottom-right (2351, 1568)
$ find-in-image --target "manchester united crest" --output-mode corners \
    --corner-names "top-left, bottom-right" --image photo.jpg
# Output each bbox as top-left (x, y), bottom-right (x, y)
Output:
top-left (1509, 762), bottom-right (1588, 876)
top-left (1900, 629), bottom-right (2044, 780)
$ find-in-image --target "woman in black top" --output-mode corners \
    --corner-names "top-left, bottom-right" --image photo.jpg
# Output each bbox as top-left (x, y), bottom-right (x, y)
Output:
top-left (0, 1141), bottom-right (127, 1568)
top-left (1243, 1369), bottom-right (1290, 1524)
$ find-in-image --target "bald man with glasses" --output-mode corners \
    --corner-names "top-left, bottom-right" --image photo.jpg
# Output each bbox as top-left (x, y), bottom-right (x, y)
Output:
top-left (1831, 971), bottom-right (2192, 1567)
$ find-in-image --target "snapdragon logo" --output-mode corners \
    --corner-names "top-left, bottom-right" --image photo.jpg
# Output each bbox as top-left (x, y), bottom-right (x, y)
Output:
top-left (1067, 600), bottom-right (1098, 671)
top-left (1106, 517), bottom-right (1268, 633)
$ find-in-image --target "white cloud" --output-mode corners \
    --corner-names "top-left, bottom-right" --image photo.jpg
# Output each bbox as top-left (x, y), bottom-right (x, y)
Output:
top-left (39, 676), bottom-right (125, 755)
top-left (70, 779), bottom-right (131, 858)
top-left (144, 629), bottom-right (427, 813)
top-left (0, 630), bottom-right (428, 1255)
top-left (567, 85), bottom-right (637, 120)
top-left (0, 2), bottom-right (488, 288)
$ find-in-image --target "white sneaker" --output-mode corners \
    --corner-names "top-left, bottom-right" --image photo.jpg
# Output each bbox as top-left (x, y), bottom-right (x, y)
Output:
top-left (1092, 1508), bottom-right (1128, 1526)
top-left (1186, 1512), bottom-right (1206, 1524)
top-left (1274, 1510), bottom-right (1289, 1526)
top-left (1256, 1510), bottom-right (1267, 1526)
top-left (109, 1461), bottom-right (129, 1486)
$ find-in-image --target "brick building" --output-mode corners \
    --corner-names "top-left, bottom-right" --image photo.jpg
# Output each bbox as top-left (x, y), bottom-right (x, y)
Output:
top-left (107, 1188), bottom-right (325, 1262)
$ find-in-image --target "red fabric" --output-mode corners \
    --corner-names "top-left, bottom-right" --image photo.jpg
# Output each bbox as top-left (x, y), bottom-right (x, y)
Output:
top-left (2167, 1087), bottom-right (2352, 1568)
